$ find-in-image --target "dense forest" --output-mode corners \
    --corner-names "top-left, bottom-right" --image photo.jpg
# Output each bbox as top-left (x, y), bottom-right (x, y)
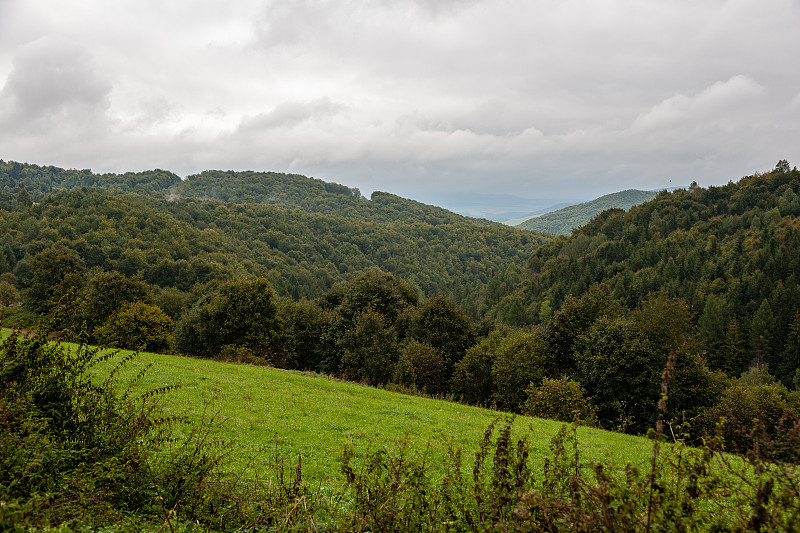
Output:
top-left (2, 158), bottom-right (800, 451)
top-left (490, 161), bottom-right (800, 388)
top-left (0, 161), bottom-right (546, 312)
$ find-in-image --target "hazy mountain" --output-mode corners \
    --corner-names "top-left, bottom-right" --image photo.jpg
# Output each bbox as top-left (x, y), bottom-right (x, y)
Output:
top-left (513, 189), bottom-right (660, 234)
top-left (408, 191), bottom-right (580, 222)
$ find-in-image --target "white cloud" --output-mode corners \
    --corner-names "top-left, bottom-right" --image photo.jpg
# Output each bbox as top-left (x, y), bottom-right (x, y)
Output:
top-left (631, 75), bottom-right (765, 133)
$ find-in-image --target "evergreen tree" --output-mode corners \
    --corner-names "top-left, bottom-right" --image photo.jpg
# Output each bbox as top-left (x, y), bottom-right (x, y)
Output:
top-left (778, 311), bottom-right (800, 387)
top-left (749, 299), bottom-right (775, 369)
top-left (698, 295), bottom-right (729, 370)
top-left (724, 319), bottom-right (749, 376)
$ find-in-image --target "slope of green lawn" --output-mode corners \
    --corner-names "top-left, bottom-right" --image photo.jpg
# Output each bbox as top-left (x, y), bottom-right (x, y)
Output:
top-left (88, 346), bottom-right (655, 488)
top-left (0, 328), bottom-right (660, 488)
top-left (8, 329), bottom-right (792, 529)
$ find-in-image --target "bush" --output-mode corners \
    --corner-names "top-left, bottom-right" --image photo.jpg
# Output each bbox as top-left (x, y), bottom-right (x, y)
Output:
top-left (522, 377), bottom-right (596, 425)
top-left (340, 418), bottom-right (800, 532)
top-left (0, 328), bottom-right (176, 527)
top-left (696, 367), bottom-right (800, 459)
top-left (0, 324), bottom-right (314, 531)
top-left (174, 278), bottom-right (282, 361)
top-left (94, 301), bottom-right (173, 352)
top-left (395, 341), bottom-right (446, 395)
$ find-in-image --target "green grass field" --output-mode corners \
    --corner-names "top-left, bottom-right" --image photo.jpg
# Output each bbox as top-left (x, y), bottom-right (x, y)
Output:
top-left (84, 345), bottom-right (657, 488)
top-left (6, 329), bottom-right (792, 530)
top-left (0, 328), bottom-right (660, 487)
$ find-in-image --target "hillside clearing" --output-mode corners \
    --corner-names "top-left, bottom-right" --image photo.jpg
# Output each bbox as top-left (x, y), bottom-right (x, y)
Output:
top-left (83, 343), bottom-right (658, 486)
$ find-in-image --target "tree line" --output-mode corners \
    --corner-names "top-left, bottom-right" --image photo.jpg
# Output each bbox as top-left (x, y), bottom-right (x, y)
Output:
top-left (490, 161), bottom-right (800, 388)
top-left (0, 186), bottom-right (544, 311)
top-left (2, 159), bottom-right (800, 453)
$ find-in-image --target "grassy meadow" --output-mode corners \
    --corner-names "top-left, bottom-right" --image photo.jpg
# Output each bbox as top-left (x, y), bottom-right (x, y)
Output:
top-left (6, 328), bottom-right (796, 531)
top-left (78, 341), bottom-right (657, 488)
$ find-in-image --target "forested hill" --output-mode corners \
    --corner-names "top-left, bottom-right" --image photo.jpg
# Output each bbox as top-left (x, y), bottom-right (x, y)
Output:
top-left (0, 161), bottom-right (489, 226)
top-left (490, 161), bottom-right (800, 385)
top-left (0, 161), bottom-right (181, 202)
top-left (173, 170), bottom-right (480, 225)
top-left (0, 161), bottom-right (550, 312)
top-left (515, 189), bottom-right (659, 234)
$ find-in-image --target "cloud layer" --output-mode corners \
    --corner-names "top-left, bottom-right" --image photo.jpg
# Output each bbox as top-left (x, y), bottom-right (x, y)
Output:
top-left (1, 0), bottom-right (798, 201)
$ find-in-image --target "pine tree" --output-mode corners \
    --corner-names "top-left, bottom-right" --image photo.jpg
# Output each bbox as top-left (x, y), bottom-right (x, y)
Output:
top-left (749, 299), bottom-right (775, 369)
top-left (724, 319), bottom-right (749, 376)
top-left (698, 296), bottom-right (728, 370)
top-left (779, 311), bottom-right (800, 387)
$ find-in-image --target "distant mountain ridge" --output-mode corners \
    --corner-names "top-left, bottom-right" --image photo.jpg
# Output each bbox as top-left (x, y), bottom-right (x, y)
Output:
top-left (0, 160), bottom-right (551, 312)
top-left (512, 189), bottom-right (661, 234)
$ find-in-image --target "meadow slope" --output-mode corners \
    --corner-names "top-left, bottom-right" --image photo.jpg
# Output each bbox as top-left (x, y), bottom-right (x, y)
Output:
top-left (95, 345), bottom-right (657, 487)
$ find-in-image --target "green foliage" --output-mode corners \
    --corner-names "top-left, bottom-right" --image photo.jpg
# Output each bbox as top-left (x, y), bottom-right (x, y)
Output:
top-left (277, 298), bottom-right (326, 370)
top-left (543, 287), bottom-right (622, 378)
top-left (81, 270), bottom-right (152, 333)
top-left (410, 295), bottom-right (476, 380)
top-left (0, 279), bottom-right (20, 306)
top-left (776, 159), bottom-right (792, 173)
top-left (699, 294), bottom-right (729, 369)
top-left (450, 332), bottom-right (501, 406)
top-left (175, 277), bottom-right (282, 361)
top-left (0, 324), bottom-right (323, 531)
top-left (491, 329), bottom-right (552, 412)
top-left (0, 328), bottom-right (184, 527)
top-left (696, 367), bottom-right (800, 458)
top-left (23, 245), bottom-right (86, 315)
top-left (153, 285), bottom-right (190, 319)
top-left (575, 316), bottom-right (661, 433)
top-left (339, 416), bottom-right (800, 532)
top-left (15, 188), bottom-right (33, 209)
top-left (498, 165), bottom-right (800, 387)
top-left (94, 301), bottom-right (173, 352)
top-left (394, 341), bottom-right (447, 395)
top-left (522, 377), bottom-right (596, 424)
top-left (23, 340), bottom-right (794, 531)
top-left (319, 270), bottom-right (417, 375)
top-left (0, 160), bottom-right (182, 205)
top-left (323, 268), bottom-right (419, 322)
top-left (0, 183), bottom-right (546, 306)
top-left (750, 298), bottom-right (775, 367)
top-left (341, 309), bottom-right (400, 384)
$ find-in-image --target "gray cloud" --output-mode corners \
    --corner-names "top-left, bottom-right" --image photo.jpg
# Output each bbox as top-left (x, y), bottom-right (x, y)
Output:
top-left (0, 0), bottom-right (798, 202)
top-left (237, 98), bottom-right (345, 132)
top-left (0, 36), bottom-right (111, 131)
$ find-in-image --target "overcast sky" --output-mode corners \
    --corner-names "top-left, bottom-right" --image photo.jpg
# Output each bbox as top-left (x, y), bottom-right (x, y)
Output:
top-left (1, 0), bottom-right (799, 206)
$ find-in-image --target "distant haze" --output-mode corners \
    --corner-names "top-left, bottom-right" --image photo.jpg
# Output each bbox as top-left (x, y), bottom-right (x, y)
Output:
top-left (0, 1), bottom-right (798, 200)
top-left (411, 192), bottom-right (580, 221)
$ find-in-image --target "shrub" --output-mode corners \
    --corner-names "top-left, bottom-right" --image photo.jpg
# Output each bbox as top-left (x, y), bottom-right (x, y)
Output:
top-left (395, 341), bottom-right (446, 395)
top-left (0, 327), bottom-right (174, 527)
top-left (0, 323), bottom-right (314, 531)
top-left (522, 377), bottom-right (596, 425)
top-left (94, 301), bottom-right (173, 352)
top-left (696, 368), bottom-right (800, 458)
top-left (174, 277), bottom-right (282, 361)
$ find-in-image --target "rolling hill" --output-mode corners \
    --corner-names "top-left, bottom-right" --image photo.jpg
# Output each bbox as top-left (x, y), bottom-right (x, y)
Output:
top-left (0, 160), bottom-right (551, 311)
top-left (513, 189), bottom-right (660, 234)
top-left (490, 166), bottom-right (800, 386)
